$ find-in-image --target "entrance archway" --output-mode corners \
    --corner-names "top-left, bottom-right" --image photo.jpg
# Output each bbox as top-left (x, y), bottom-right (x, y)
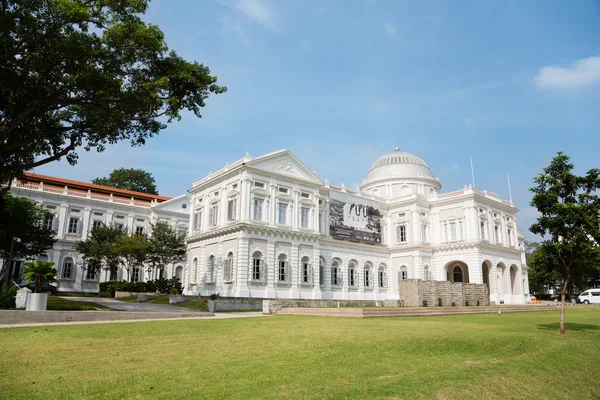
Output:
top-left (497, 263), bottom-right (508, 295)
top-left (482, 260), bottom-right (492, 292)
top-left (510, 265), bottom-right (520, 295)
top-left (445, 261), bottom-right (469, 283)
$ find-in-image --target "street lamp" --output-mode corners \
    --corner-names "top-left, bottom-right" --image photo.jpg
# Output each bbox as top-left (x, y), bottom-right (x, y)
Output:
top-left (6, 236), bottom-right (22, 284)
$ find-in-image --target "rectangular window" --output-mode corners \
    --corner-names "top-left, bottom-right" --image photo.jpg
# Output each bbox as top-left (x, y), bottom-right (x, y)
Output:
top-left (332, 267), bottom-right (338, 286)
top-left (379, 271), bottom-right (385, 288)
top-left (458, 220), bottom-right (463, 240)
top-left (365, 270), bottom-right (370, 287)
top-left (278, 203), bottom-right (288, 225)
top-left (92, 220), bottom-right (104, 229)
top-left (319, 265), bottom-right (324, 285)
top-left (109, 267), bottom-right (118, 282)
top-left (85, 268), bottom-right (96, 281)
top-left (115, 223), bottom-right (125, 231)
top-left (209, 205), bottom-right (218, 226)
top-left (300, 207), bottom-right (310, 228)
top-left (397, 225), bottom-right (407, 242)
top-left (44, 215), bottom-right (54, 230)
top-left (449, 222), bottom-right (457, 241)
top-left (135, 226), bottom-right (144, 235)
top-left (278, 187), bottom-right (288, 194)
top-left (301, 192), bottom-right (310, 199)
top-left (132, 267), bottom-right (140, 283)
top-left (278, 260), bottom-right (286, 282)
top-left (227, 198), bottom-right (237, 221)
top-left (253, 258), bottom-right (261, 280)
top-left (349, 269), bottom-right (355, 286)
top-left (253, 198), bottom-right (263, 220)
top-left (494, 225), bottom-right (500, 243)
top-left (480, 221), bottom-right (486, 240)
top-left (254, 181), bottom-right (265, 188)
top-left (68, 217), bottom-right (79, 234)
top-left (62, 262), bottom-right (73, 279)
top-left (507, 229), bottom-right (513, 246)
top-left (421, 224), bottom-right (428, 242)
top-left (302, 262), bottom-right (309, 283)
top-left (194, 211), bottom-right (202, 231)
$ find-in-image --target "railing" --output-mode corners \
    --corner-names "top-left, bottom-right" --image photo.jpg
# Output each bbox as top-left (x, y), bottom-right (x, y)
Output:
top-left (12, 181), bottom-right (153, 208)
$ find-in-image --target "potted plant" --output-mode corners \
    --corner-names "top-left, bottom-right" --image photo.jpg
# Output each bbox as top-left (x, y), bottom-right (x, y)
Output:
top-left (23, 260), bottom-right (57, 311)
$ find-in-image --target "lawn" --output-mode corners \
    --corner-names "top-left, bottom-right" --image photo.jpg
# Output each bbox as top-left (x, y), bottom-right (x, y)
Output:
top-left (46, 297), bottom-right (113, 311)
top-left (1, 308), bottom-right (599, 399)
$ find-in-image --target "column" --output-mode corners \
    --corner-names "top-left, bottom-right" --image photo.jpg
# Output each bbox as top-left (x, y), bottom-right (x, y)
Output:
top-left (268, 184), bottom-right (276, 225)
top-left (81, 207), bottom-right (91, 240)
top-left (240, 179), bottom-right (249, 221)
top-left (290, 243), bottom-right (299, 298)
top-left (313, 194), bottom-right (320, 234)
top-left (106, 211), bottom-right (114, 227)
top-left (219, 187), bottom-right (227, 226)
top-left (291, 190), bottom-right (299, 229)
top-left (323, 256), bottom-right (332, 299)
top-left (234, 237), bottom-right (250, 297)
top-left (312, 246), bottom-right (322, 299)
top-left (463, 205), bottom-right (472, 240)
top-left (57, 204), bottom-right (68, 239)
top-left (413, 251), bottom-right (423, 279)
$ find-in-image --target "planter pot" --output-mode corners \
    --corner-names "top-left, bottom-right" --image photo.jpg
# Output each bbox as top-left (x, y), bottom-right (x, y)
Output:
top-left (26, 293), bottom-right (49, 311)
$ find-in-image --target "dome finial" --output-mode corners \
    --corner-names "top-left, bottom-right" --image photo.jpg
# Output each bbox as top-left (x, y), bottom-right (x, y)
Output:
top-left (394, 146), bottom-right (399, 152)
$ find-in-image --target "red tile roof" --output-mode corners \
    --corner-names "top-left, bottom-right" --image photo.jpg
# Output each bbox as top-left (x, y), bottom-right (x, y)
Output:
top-left (22, 172), bottom-right (172, 202)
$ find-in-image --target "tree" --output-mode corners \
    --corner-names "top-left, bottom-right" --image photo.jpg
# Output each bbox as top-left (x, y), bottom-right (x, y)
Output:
top-left (93, 168), bottom-right (159, 195)
top-left (75, 224), bottom-right (125, 281)
top-left (0, 0), bottom-right (226, 197)
top-left (0, 194), bottom-right (56, 281)
top-left (116, 234), bottom-right (149, 282)
top-left (23, 260), bottom-right (57, 293)
top-left (147, 221), bottom-right (186, 279)
top-left (529, 152), bottom-right (600, 334)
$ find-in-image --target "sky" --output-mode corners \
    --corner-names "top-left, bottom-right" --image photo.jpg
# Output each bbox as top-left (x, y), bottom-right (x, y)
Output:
top-left (37, 0), bottom-right (600, 240)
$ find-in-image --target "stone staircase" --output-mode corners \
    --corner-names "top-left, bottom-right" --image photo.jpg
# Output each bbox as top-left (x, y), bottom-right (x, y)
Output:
top-left (277, 305), bottom-right (555, 318)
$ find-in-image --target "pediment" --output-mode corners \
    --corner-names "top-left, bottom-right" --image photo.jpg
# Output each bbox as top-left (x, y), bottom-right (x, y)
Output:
top-left (247, 150), bottom-right (323, 185)
top-left (151, 194), bottom-right (190, 215)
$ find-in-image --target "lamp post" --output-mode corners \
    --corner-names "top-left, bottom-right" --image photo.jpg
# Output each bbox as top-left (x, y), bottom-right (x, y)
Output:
top-left (6, 236), bottom-right (22, 284)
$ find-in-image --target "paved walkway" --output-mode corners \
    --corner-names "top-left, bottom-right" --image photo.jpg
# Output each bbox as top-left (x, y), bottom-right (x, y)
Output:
top-left (64, 296), bottom-right (205, 313)
top-left (0, 311), bottom-right (268, 329)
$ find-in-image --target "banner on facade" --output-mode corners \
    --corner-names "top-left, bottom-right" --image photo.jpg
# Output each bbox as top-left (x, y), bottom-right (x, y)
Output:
top-left (329, 191), bottom-right (382, 244)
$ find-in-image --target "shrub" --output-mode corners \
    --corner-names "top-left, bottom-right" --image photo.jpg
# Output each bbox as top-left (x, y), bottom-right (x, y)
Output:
top-left (209, 293), bottom-right (219, 301)
top-left (169, 288), bottom-right (179, 295)
top-left (100, 281), bottom-right (147, 297)
top-left (0, 283), bottom-right (17, 309)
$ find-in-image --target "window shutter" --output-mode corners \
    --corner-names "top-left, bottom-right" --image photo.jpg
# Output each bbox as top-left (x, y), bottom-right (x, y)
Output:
top-left (309, 264), bottom-right (313, 284)
top-left (52, 217), bottom-right (59, 231)
top-left (76, 218), bottom-right (82, 234)
top-left (259, 261), bottom-right (265, 282)
top-left (286, 262), bottom-right (291, 283)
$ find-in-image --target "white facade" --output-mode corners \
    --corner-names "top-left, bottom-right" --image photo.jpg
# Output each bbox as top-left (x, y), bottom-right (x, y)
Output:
top-left (7, 174), bottom-right (190, 293)
top-left (185, 149), bottom-right (530, 304)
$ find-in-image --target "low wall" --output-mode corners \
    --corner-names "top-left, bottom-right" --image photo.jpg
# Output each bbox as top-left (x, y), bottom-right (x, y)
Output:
top-left (263, 299), bottom-right (401, 314)
top-left (0, 310), bottom-right (213, 325)
top-left (398, 279), bottom-right (489, 307)
top-left (208, 298), bottom-right (263, 312)
top-left (115, 291), bottom-right (139, 299)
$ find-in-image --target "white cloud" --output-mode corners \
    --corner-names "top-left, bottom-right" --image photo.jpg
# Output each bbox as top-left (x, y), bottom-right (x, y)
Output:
top-left (534, 56), bottom-right (600, 91)
top-left (233, 0), bottom-right (276, 29)
top-left (300, 39), bottom-right (312, 53)
top-left (220, 15), bottom-right (248, 42)
top-left (383, 23), bottom-right (397, 36)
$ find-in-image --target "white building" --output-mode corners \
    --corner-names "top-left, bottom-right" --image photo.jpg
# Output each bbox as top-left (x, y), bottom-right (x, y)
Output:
top-left (8, 173), bottom-right (190, 293)
top-left (185, 149), bottom-right (530, 304)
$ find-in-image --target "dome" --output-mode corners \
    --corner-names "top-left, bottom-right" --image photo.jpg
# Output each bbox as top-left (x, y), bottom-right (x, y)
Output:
top-left (365, 149), bottom-right (434, 184)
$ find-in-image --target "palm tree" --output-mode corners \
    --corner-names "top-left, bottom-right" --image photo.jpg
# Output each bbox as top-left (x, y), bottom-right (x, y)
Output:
top-left (23, 261), bottom-right (57, 293)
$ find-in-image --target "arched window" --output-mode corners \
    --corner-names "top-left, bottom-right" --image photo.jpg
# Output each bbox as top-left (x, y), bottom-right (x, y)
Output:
top-left (399, 265), bottom-right (408, 281)
top-left (208, 255), bottom-right (215, 283)
top-left (348, 261), bottom-right (357, 287)
top-left (37, 255), bottom-right (49, 262)
top-left (252, 251), bottom-right (262, 281)
top-left (62, 257), bottom-right (73, 280)
top-left (331, 260), bottom-right (341, 286)
top-left (423, 265), bottom-right (430, 281)
top-left (364, 263), bottom-right (372, 288)
top-left (278, 254), bottom-right (288, 282)
top-left (379, 265), bottom-right (387, 288)
top-left (453, 265), bottom-right (463, 283)
top-left (301, 256), bottom-right (310, 284)
top-left (224, 252), bottom-right (234, 282)
top-left (175, 266), bottom-right (183, 280)
top-left (319, 257), bottom-right (325, 286)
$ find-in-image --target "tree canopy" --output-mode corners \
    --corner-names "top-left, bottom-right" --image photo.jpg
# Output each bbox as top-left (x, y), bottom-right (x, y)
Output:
top-left (529, 152), bottom-right (600, 334)
top-left (147, 221), bottom-right (186, 278)
top-left (0, 0), bottom-right (226, 195)
top-left (75, 224), bottom-right (125, 279)
top-left (0, 194), bottom-right (56, 281)
top-left (93, 168), bottom-right (159, 195)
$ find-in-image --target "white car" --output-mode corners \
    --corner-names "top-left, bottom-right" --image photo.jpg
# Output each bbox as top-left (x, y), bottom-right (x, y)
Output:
top-left (578, 289), bottom-right (600, 305)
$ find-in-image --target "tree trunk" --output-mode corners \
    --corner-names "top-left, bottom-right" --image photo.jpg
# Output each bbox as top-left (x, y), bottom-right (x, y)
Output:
top-left (560, 279), bottom-right (569, 335)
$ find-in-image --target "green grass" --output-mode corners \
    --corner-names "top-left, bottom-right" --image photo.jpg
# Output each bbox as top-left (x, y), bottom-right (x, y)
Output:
top-left (172, 298), bottom-right (207, 311)
top-left (145, 295), bottom-right (171, 304)
top-left (1, 308), bottom-right (600, 399)
top-left (46, 297), bottom-right (113, 311)
top-left (116, 295), bottom-right (139, 302)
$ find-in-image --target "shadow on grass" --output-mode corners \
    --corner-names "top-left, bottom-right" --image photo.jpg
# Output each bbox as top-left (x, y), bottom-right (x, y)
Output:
top-left (537, 323), bottom-right (600, 332)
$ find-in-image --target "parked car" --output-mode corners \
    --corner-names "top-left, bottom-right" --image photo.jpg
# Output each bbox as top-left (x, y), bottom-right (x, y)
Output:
top-left (577, 289), bottom-right (600, 305)
top-left (15, 279), bottom-right (58, 295)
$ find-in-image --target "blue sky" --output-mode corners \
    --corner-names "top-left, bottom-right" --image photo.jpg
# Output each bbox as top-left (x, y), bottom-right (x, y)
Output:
top-left (38, 0), bottom-right (600, 239)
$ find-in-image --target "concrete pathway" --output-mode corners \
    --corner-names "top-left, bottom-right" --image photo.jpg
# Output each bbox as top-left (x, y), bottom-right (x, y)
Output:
top-left (63, 296), bottom-right (205, 313)
top-left (0, 312), bottom-right (268, 329)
